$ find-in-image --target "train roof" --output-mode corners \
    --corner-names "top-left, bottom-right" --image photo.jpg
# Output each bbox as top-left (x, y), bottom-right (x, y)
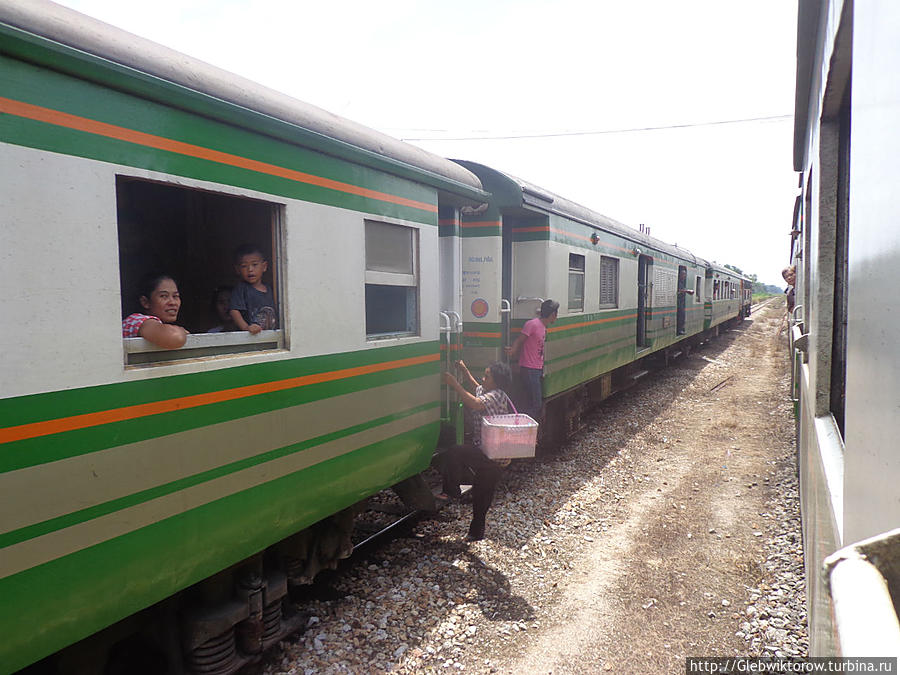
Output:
top-left (0, 0), bottom-right (487, 204)
top-left (706, 262), bottom-right (750, 281)
top-left (455, 160), bottom-right (710, 266)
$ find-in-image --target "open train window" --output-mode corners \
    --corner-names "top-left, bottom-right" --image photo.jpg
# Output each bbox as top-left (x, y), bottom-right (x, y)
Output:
top-left (695, 276), bottom-right (702, 302)
top-left (117, 177), bottom-right (284, 365)
top-left (365, 221), bottom-right (419, 338)
top-left (599, 256), bottom-right (619, 309)
top-left (568, 253), bottom-right (585, 311)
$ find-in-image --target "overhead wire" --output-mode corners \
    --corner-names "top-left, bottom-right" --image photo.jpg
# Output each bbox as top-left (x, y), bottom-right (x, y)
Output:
top-left (399, 114), bottom-right (792, 142)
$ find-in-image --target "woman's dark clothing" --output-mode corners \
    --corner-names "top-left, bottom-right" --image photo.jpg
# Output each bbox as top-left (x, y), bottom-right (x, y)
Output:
top-left (441, 385), bottom-right (511, 540)
top-left (441, 444), bottom-right (504, 540)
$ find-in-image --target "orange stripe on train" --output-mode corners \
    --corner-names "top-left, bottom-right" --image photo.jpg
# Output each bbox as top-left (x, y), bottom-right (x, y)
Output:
top-left (0, 354), bottom-right (440, 445)
top-left (0, 97), bottom-right (437, 214)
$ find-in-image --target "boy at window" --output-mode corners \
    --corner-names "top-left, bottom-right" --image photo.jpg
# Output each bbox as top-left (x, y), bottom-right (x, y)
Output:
top-left (229, 244), bottom-right (277, 334)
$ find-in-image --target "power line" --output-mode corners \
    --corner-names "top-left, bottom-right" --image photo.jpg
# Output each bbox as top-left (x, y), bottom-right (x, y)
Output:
top-left (399, 114), bottom-right (792, 142)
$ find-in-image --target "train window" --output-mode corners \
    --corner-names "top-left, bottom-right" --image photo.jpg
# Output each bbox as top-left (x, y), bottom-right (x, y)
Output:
top-left (599, 256), bottom-right (619, 309)
top-left (117, 177), bottom-right (283, 365)
top-left (365, 221), bottom-right (419, 338)
top-left (694, 276), bottom-right (702, 302)
top-left (568, 253), bottom-right (585, 311)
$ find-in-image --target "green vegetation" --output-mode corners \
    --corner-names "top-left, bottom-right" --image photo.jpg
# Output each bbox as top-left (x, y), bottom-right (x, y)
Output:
top-left (722, 265), bottom-right (782, 302)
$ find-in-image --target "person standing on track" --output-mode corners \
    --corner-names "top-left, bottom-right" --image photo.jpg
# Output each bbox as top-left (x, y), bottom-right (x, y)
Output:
top-left (505, 299), bottom-right (559, 420)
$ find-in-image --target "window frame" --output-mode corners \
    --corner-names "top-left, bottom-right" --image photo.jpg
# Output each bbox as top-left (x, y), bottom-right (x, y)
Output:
top-left (599, 255), bottom-right (619, 309)
top-left (567, 252), bottom-right (586, 312)
top-left (364, 220), bottom-right (420, 340)
top-left (117, 175), bottom-right (285, 366)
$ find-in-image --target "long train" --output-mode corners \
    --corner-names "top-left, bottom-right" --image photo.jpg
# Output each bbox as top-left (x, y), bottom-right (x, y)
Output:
top-left (0, 2), bottom-right (751, 673)
top-left (791, 0), bottom-right (900, 657)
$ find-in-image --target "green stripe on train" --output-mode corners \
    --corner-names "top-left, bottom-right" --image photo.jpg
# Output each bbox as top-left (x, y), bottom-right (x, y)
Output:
top-left (0, 401), bottom-right (438, 550)
top-left (512, 221), bottom-right (693, 266)
top-left (543, 309), bottom-right (635, 341)
top-left (0, 25), bottom-right (486, 205)
top-left (0, 423), bottom-right (436, 674)
top-left (0, 53), bottom-right (438, 224)
top-left (0, 342), bottom-right (439, 472)
top-left (547, 332), bottom-right (635, 368)
top-left (460, 226), bottom-right (502, 238)
top-left (544, 343), bottom-right (636, 397)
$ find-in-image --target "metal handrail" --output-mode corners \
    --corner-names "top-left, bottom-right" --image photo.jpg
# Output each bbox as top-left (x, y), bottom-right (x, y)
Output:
top-left (825, 528), bottom-right (900, 657)
top-left (446, 310), bottom-right (462, 333)
top-left (439, 312), bottom-right (452, 419)
top-left (439, 311), bottom-right (464, 419)
top-left (439, 311), bottom-right (452, 335)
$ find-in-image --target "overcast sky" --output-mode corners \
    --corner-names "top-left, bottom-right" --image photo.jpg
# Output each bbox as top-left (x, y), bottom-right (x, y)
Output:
top-left (55, 0), bottom-right (799, 286)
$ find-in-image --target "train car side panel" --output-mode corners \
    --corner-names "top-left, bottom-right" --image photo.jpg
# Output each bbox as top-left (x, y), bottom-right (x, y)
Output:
top-left (0, 16), bottom-right (486, 671)
top-left (789, 0), bottom-right (900, 655)
top-left (841, 0), bottom-right (900, 546)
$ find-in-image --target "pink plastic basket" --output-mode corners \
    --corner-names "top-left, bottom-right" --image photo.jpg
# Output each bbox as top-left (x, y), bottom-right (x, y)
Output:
top-left (480, 413), bottom-right (538, 459)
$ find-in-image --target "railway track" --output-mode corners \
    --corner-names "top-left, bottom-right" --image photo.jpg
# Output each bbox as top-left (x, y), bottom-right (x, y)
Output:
top-left (750, 296), bottom-right (780, 315)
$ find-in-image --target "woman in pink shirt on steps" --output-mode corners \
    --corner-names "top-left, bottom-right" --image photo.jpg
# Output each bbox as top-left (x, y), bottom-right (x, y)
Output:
top-left (505, 299), bottom-right (559, 420)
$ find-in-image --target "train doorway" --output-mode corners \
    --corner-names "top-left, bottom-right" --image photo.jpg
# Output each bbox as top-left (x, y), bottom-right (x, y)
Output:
top-left (676, 265), bottom-right (687, 335)
top-left (636, 255), bottom-right (652, 349)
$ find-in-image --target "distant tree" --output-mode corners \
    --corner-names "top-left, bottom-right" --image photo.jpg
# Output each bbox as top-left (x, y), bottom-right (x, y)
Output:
top-left (724, 263), bottom-right (744, 275)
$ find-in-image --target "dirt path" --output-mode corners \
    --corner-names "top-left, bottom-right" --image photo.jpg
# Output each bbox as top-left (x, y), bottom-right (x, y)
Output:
top-left (491, 301), bottom-right (796, 673)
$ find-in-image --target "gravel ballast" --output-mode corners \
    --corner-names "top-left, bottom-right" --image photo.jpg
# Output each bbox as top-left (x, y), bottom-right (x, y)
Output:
top-left (255, 303), bottom-right (804, 674)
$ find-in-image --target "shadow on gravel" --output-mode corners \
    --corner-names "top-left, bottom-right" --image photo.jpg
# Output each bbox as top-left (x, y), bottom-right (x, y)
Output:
top-left (424, 539), bottom-right (535, 623)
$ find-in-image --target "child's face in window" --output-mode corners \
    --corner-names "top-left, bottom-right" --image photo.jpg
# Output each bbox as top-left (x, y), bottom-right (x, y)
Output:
top-left (141, 278), bottom-right (181, 323)
top-left (236, 254), bottom-right (268, 285)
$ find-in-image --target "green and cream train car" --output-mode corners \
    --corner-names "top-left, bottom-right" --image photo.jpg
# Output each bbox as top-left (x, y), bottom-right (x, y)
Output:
top-left (0, 1), bottom-right (487, 672)
top-left (705, 262), bottom-right (746, 332)
top-left (446, 162), bottom-right (747, 440)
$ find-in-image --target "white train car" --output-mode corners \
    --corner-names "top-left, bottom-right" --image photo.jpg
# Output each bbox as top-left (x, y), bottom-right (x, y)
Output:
top-left (792, 0), bottom-right (900, 656)
top-left (0, 1), bottom-right (486, 672)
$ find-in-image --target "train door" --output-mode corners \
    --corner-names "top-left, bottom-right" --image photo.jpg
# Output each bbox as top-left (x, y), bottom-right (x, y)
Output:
top-left (636, 255), bottom-right (652, 349)
top-left (676, 265), bottom-right (687, 335)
